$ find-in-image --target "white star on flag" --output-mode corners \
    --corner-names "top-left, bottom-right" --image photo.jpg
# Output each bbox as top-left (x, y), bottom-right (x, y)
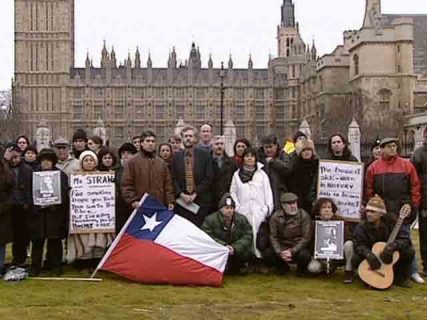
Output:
top-left (140, 212), bottom-right (162, 232)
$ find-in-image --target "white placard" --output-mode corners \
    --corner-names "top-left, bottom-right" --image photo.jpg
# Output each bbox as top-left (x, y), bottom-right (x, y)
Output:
top-left (33, 171), bottom-right (62, 206)
top-left (317, 160), bottom-right (364, 221)
top-left (70, 173), bottom-right (115, 234)
top-left (314, 220), bottom-right (344, 260)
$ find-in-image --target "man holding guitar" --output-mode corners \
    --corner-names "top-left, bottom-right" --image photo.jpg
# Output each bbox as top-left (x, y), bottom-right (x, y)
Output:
top-left (352, 195), bottom-right (414, 288)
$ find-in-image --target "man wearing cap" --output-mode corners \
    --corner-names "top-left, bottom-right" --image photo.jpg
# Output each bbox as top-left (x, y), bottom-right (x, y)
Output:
top-left (366, 137), bottom-right (423, 283)
top-left (411, 128), bottom-right (427, 278)
top-left (53, 137), bottom-right (80, 178)
top-left (352, 195), bottom-right (414, 287)
top-left (269, 192), bottom-right (312, 274)
top-left (202, 193), bottom-right (253, 274)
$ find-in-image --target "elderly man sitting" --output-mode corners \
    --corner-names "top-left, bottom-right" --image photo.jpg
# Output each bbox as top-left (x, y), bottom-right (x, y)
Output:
top-left (269, 192), bottom-right (312, 275)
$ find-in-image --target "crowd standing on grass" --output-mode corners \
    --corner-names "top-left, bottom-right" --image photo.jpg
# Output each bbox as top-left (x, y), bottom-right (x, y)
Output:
top-left (1, 124), bottom-right (427, 289)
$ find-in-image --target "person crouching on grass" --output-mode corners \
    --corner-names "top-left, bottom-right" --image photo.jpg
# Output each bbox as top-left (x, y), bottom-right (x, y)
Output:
top-left (307, 198), bottom-right (355, 284)
top-left (202, 193), bottom-right (253, 274)
top-left (29, 149), bottom-right (69, 277)
top-left (352, 195), bottom-right (414, 288)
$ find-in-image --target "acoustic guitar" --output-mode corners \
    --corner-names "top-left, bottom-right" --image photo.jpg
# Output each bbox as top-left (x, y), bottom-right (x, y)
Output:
top-left (358, 204), bottom-right (411, 290)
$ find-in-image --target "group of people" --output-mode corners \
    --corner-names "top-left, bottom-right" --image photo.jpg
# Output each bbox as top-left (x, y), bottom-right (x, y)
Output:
top-left (1, 124), bottom-right (427, 289)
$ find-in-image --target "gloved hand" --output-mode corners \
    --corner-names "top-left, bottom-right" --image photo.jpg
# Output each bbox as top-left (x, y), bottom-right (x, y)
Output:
top-left (380, 243), bottom-right (398, 264)
top-left (366, 253), bottom-right (382, 270)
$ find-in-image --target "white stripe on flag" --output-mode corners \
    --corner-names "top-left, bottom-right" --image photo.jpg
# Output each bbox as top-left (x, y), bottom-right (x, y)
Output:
top-left (155, 214), bottom-right (229, 273)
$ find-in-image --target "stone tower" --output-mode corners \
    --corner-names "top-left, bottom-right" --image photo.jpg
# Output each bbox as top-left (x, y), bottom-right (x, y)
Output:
top-left (14, 0), bottom-right (75, 138)
top-left (277, 0), bottom-right (298, 58)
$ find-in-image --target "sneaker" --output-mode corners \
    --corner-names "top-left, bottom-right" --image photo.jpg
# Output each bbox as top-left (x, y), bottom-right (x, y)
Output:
top-left (411, 273), bottom-right (425, 284)
top-left (395, 279), bottom-right (412, 288)
top-left (343, 270), bottom-right (354, 284)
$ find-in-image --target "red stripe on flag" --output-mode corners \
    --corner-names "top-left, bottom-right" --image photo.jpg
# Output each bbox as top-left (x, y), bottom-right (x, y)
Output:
top-left (101, 234), bottom-right (224, 287)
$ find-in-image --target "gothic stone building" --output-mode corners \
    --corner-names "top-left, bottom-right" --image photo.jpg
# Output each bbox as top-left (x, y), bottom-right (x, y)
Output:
top-left (13, 0), bottom-right (427, 146)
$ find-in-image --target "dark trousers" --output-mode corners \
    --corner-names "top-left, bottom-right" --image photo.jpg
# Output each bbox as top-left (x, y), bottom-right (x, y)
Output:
top-left (175, 203), bottom-right (212, 227)
top-left (225, 254), bottom-right (251, 275)
top-left (352, 247), bottom-right (415, 282)
top-left (11, 206), bottom-right (29, 266)
top-left (263, 247), bottom-right (311, 273)
top-left (419, 212), bottom-right (427, 272)
top-left (31, 238), bottom-right (63, 271)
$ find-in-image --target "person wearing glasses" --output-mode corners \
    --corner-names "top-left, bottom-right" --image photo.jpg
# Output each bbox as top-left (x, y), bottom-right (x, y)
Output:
top-left (53, 138), bottom-right (80, 178)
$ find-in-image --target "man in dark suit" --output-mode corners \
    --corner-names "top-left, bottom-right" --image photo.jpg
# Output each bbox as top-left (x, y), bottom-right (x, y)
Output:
top-left (171, 125), bottom-right (213, 226)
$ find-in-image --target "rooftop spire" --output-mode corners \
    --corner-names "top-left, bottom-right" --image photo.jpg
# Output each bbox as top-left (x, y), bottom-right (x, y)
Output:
top-left (281, 0), bottom-right (295, 28)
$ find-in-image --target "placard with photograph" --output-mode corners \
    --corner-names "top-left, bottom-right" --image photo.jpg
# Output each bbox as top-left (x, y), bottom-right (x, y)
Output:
top-left (314, 220), bottom-right (344, 260)
top-left (33, 171), bottom-right (62, 206)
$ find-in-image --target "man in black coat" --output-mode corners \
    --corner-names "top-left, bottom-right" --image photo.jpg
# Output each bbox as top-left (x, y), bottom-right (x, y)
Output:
top-left (210, 135), bottom-right (238, 212)
top-left (3, 143), bottom-right (33, 267)
top-left (171, 125), bottom-right (213, 226)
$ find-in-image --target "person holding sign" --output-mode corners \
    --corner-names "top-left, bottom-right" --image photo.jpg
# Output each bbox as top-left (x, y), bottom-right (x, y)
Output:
top-left (352, 195), bottom-right (414, 288)
top-left (29, 149), bottom-right (69, 276)
top-left (308, 198), bottom-right (355, 284)
top-left (66, 150), bottom-right (114, 269)
top-left (269, 193), bottom-right (312, 275)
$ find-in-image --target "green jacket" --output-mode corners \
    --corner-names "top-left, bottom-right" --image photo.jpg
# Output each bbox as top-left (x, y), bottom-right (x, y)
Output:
top-left (202, 211), bottom-right (253, 259)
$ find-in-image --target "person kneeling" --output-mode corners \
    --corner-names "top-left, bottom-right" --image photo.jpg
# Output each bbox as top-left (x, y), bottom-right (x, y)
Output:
top-left (269, 193), bottom-right (312, 275)
top-left (202, 193), bottom-right (253, 274)
top-left (352, 195), bottom-right (414, 288)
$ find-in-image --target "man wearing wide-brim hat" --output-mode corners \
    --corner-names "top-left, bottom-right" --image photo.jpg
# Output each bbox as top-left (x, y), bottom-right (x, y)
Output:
top-left (366, 137), bottom-right (424, 284)
top-left (53, 137), bottom-right (80, 178)
top-left (269, 192), bottom-right (312, 275)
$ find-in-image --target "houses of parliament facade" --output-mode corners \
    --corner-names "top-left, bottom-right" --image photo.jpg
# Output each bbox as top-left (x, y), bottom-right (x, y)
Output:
top-left (13, 0), bottom-right (427, 145)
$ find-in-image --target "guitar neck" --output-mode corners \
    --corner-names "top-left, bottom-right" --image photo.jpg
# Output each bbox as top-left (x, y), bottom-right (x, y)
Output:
top-left (387, 217), bottom-right (405, 245)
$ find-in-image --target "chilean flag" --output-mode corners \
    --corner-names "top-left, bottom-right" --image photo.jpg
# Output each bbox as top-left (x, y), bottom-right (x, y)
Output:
top-left (93, 194), bottom-right (229, 287)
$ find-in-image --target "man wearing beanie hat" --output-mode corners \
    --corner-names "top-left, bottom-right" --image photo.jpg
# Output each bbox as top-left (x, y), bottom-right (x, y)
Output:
top-left (352, 195), bottom-right (414, 287)
top-left (202, 193), bottom-right (253, 274)
top-left (269, 192), bottom-right (312, 275)
top-left (366, 136), bottom-right (424, 283)
top-left (72, 129), bottom-right (88, 159)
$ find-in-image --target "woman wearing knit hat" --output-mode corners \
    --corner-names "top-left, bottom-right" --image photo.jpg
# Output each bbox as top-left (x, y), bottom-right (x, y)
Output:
top-left (352, 195), bottom-right (415, 288)
top-left (286, 139), bottom-right (319, 214)
top-left (66, 150), bottom-right (114, 270)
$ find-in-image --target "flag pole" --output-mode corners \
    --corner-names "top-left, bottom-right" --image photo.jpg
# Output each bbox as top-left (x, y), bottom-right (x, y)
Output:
top-left (90, 194), bottom-right (149, 279)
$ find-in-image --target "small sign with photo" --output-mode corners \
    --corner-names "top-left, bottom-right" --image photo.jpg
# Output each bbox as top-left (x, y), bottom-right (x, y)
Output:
top-left (314, 220), bottom-right (344, 260)
top-left (33, 171), bottom-right (62, 206)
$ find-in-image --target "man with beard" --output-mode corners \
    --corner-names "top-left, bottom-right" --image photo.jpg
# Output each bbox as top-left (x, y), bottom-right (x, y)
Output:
top-left (269, 193), bottom-right (312, 275)
top-left (211, 135), bottom-right (237, 211)
top-left (171, 125), bottom-right (213, 226)
top-left (121, 131), bottom-right (175, 212)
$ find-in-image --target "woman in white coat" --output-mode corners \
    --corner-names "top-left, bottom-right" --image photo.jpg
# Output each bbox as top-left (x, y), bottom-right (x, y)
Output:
top-left (230, 147), bottom-right (274, 258)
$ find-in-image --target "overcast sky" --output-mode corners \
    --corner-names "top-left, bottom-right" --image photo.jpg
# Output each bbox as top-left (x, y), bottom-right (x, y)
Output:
top-left (0, 0), bottom-right (426, 89)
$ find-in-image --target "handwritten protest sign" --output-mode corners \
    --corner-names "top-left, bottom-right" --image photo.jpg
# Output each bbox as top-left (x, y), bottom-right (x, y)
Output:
top-left (70, 173), bottom-right (115, 234)
top-left (314, 221), bottom-right (344, 260)
top-left (33, 171), bottom-right (62, 206)
top-left (317, 160), bottom-right (364, 221)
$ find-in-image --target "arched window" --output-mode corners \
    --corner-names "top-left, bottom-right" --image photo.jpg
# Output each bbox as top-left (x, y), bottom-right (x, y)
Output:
top-left (379, 88), bottom-right (392, 110)
top-left (286, 38), bottom-right (290, 47)
top-left (353, 54), bottom-right (359, 76)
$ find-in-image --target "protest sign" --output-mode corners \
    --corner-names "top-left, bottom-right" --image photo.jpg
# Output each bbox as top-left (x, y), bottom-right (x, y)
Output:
top-left (70, 173), bottom-right (115, 234)
top-left (314, 220), bottom-right (344, 260)
top-left (317, 160), bottom-right (364, 221)
top-left (33, 171), bottom-right (62, 206)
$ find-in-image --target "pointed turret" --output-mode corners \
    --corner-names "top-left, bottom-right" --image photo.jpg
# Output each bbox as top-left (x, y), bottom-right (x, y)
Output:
top-left (101, 40), bottom-right (109, 68)
top-left (228, 54), bottom-right (233, 69)
top-left (281, 0), bottom-right (295, 28)
top-left (248, 54), bottom-right (253, 69)
top-left (126, 52), bottom-right (132, 68)
top-left (208, 54), bottom-right (213, 69)
top-left (188, 42), bottom-right (201, 69)
top-left (111, 46), bottom-right (117, 68)
top-left (135, 47), bottom-right (141, 68)
top-left (311, 40), bottom-right (317, 61)
top-left (147, 52), bottom-right (152, 68)
top-left (85, 52), bottom-right (91, 68)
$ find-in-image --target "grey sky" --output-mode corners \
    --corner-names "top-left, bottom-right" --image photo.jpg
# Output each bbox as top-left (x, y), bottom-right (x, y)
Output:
top-left (0, 0), bottom-right (426, 89)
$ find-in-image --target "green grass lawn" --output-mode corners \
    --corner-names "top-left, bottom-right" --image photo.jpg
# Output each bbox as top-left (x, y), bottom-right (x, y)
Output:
top-left (1, 234), bottom-right (427, 320)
